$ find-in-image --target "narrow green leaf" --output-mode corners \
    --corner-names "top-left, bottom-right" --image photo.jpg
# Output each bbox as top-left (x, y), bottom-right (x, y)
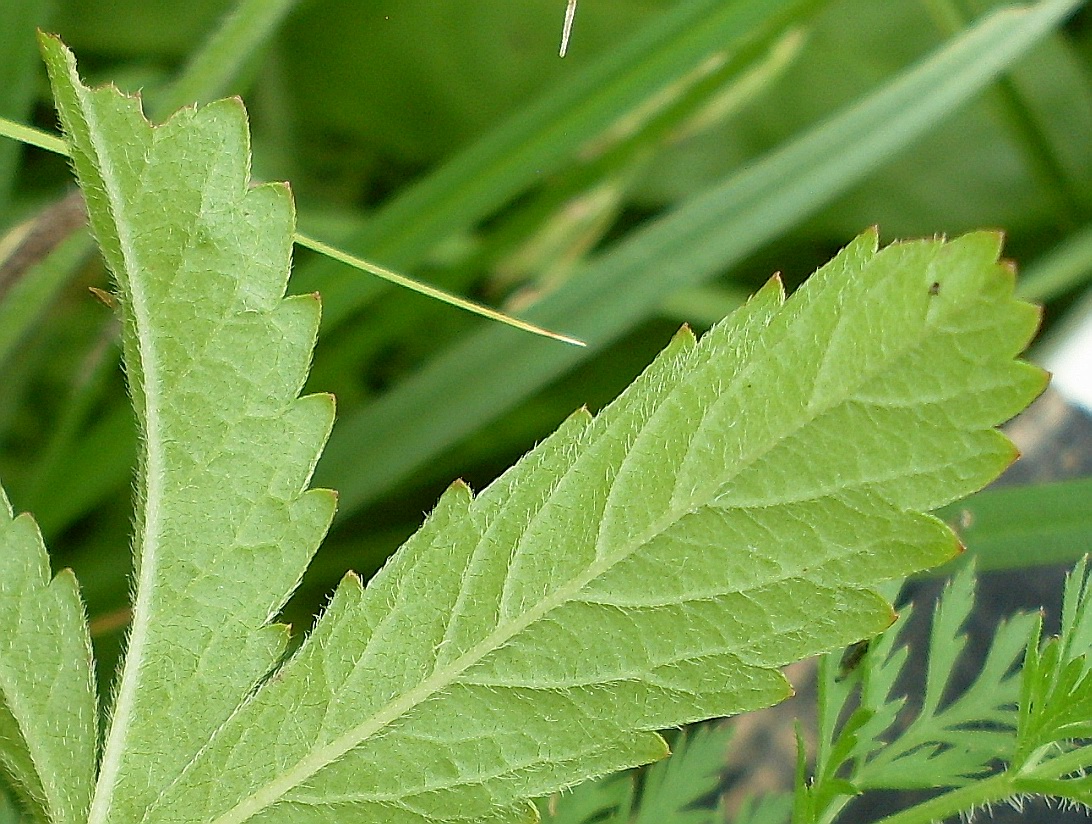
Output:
top-left (0, 228), bottom-right (92, 370)
top-left (1018, 222), bottom-right (1092, 301)
top-left (140, 229), bottom-right (1041, 823)
top-left (320, 0), bottom-right (1079, 518)
top-left (148, 0), bottom-right (299, 121)
top-left (293, 232), bottom-right (586, 346)
top-left (37, 35), bottom-right (336, 824)
top-left (0, 117), bottom-right (66, 158)
top-left (0, 0), bottom-right (45, 217)
top-left (23, 402), bottom-right (133, 541)
top-left (937, 478), bottom-right (1092, 572)
top-left (0, 486), bottom-right (97, 824)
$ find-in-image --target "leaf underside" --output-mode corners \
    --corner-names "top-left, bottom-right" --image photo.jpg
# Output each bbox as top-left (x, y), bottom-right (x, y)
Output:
top-left (39, 34), bottom-right (336, 824)
top-left (147, 233), bottom-right (1042, 823)
top-left (33, 34), bottom-right (1046, 824)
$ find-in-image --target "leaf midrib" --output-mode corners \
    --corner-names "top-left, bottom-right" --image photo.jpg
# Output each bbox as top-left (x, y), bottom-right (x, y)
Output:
top-left (85, 104), bottom-right (169, 824)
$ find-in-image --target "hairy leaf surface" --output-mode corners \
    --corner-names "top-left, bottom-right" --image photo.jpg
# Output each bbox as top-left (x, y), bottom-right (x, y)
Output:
top-left (36, 32), bottom-right (1046, 824)
top-left (38, 36), bottom-right (337, 824)
top-left (0, 488), bottom-right (96, 824)
top-left (142, 231), bottom-right (1043, 824)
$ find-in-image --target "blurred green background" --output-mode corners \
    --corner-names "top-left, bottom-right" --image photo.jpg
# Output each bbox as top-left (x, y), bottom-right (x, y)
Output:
top-left (1, 0), bottom-right (1091, 683)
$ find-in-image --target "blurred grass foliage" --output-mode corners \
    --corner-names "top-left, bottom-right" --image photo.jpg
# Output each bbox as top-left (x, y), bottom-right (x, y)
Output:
top-left (0, 0), bottom-right (1090, 668)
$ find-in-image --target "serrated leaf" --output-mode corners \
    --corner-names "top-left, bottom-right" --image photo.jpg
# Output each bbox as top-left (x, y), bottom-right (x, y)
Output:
top-left (130, 226), bottom-right (1043, 824)
top-left (37, 35), bottom-right (337, 824)
top-left (321, 0), bottom-right (1079, 519)
top-left (0, 486), bottom-right (96, 824)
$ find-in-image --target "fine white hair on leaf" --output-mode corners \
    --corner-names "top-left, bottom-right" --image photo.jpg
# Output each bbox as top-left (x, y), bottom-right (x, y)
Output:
top-left (560, 0), bottom-right (578, 57)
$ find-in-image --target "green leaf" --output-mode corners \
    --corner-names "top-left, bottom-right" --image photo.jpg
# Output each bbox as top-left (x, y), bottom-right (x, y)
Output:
top-left (0, 485), bottom-right (97, 824)
top-left (147, 0), bottom-right (300, 121)
top-left (33, 30), bottom-right (1048, 824)
top-left (1018, 224), bottom-right (1092, 302)
top-left (287, 0), bottom-right (825, 331)
top-left (0, 0), bottom-right (44, 218)
top-left (736, 793), bottom-right (792, 824)
top-left (536, 723), bottom-right (734, 824)
top-left (133, 227), bottom-right (1039, 823)
top-left (537, 771), bottom-right (632, 824)
top-left (852, 561), bottom-right (1092, 824)
top-left (37, 34), bottom-right (337, 824)
top-left (938, 478), bottom-right (1092, 572)
top-left (0, 224), bottom-right (92, 372)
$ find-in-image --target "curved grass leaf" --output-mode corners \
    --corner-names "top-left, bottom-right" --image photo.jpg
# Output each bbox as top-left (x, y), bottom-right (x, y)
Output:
top-left (38, 35), bottom-right (337, 824)
top-left (0, 486), bottom-right (96, 824)
top-left (936, 478), bottom-right (1092, 572)
top-left (147, 0), bottom-right (299, 121)
top-left (138, 231), bottom-right (1043, 823)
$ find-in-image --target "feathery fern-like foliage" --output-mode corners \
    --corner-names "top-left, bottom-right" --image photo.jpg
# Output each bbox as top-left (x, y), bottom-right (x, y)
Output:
top-left (794, 560), bottom-right (1092, 824)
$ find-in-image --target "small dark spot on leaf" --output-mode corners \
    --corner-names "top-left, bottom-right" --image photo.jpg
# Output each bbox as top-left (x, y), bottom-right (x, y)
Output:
top-left (929, 281), bottom-right (941, 296)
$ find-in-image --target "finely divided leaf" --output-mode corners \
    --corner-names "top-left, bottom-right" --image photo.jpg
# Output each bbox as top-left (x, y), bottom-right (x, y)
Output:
top-left (0, 486), bottom-right (96, 824)
top-left (139, 231), bottom-right (1043, 824)
top-left (632, 723), bottom-right (733, 824)
top-left (797, 564), bottom-right (1039, 824)
top-left (854, 566), bottom-right (1033, 790)
top-left (538, 723), bottom-right (734, 824)
top-left (1016, 558), bottom-right (1092, 772)
top-left (38, 36), bottom-right (336, 824)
